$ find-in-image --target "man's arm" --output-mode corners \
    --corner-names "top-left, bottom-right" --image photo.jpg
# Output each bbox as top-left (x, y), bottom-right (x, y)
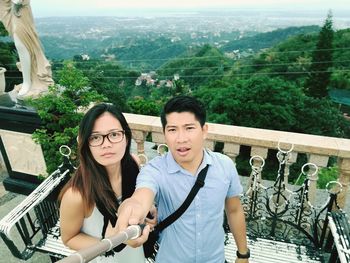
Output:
top-left (115, 187), bottom-right (155, 247)
top-left (225, 196), bottom-right (249, 263)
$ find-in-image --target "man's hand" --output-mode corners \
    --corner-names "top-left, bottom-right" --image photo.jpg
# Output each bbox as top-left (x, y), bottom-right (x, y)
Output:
top-left (145, 204), bottom-right (158, 231)
top-left (116, 198), bottom-right (150, 248)
top-left (126, 224), bottom-right (150, 248)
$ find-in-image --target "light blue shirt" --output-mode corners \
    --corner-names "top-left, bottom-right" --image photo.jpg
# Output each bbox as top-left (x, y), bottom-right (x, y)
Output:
top-left (136, 149), bottom-right (243, 263)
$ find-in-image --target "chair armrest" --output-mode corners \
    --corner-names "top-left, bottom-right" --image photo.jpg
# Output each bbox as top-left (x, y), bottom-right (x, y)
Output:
top-left (0, 167), bottom-right (71, 259)
top-left (328, 211), bottom-right (350, 263)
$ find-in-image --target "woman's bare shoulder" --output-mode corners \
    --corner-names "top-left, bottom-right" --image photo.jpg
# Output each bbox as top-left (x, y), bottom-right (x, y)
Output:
top-left (61, 187), bottom-right (84, 206)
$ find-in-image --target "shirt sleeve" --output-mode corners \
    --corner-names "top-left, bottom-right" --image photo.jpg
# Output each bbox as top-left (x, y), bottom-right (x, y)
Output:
top-left (226, 157), bottom-right (243, 198)
top-left (136, 162), bottom-right (160, 197)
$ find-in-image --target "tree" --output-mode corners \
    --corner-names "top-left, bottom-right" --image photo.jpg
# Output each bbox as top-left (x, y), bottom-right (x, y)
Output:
top-left (157, 45), bottom-right (232, 89)
top-left (0, 22), bottom-right (22, 92)
top-left (0, 23), bottom-right (7, 36)
top-left (195, 75), bottom-right (349, 138)
top-left (305, 11), bottom-right (334, 98)
top-left (127, 97), bottom-right (161, 117)
top-left (28, 62), bottom-right (105, 173)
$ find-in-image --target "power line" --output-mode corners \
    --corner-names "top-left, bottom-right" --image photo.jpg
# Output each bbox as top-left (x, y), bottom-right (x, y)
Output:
top-left (2, 58), bottom-right (350, 74)
top-left (3, 46), bottom-right (350, 68)
top-left (4, 68), bottom-right (350, 79)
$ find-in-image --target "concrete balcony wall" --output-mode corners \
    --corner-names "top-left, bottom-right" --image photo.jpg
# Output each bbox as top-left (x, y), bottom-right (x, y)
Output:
top-left (124, 113), bottom-right (350, 209)
top-left (1, 112), bottom-right (349, 209)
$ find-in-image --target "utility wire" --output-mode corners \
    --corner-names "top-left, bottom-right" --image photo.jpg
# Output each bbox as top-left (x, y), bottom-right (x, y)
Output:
top-left (4, 68), bottom-right (350, 79)
top-left (2, 58), bottom-right (349, 73)
top-left (2, 46), bottom-right (350, 67)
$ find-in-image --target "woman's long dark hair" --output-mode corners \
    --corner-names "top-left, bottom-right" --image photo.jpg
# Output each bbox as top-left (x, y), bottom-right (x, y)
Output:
top-left (60, 103), bottom-right (139, 217)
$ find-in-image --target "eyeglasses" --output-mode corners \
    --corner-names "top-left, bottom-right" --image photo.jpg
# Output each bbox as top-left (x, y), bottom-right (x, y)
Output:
top-left (88, 130), bottom-right (125, 147)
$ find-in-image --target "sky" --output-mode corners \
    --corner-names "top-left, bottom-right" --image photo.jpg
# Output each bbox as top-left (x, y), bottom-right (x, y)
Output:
top-left (31, 0), bottom-right (350, 17)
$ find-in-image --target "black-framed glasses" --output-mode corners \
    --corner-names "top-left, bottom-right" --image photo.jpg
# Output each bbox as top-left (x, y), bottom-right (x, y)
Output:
top-left (88, 130), bottom-right (125, 147)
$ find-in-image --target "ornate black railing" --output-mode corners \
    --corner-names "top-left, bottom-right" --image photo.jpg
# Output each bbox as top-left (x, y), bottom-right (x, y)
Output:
top-left (224, 143), bottom-right (346, 262)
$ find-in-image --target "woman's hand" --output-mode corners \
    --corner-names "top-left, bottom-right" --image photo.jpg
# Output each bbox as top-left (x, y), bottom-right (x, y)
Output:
top-left (105, 220), bottom-right (118, 238)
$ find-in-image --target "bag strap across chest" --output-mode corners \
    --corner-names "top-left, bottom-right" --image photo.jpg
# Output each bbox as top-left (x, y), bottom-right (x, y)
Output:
top-left (156, 164), bottom-right (209, 232)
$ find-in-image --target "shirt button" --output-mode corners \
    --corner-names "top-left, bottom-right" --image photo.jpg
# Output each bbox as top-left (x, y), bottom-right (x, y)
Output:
top-left (198, 232), bottom-right (201, 236)
top-left (197, 214), bottom-right (201, 218)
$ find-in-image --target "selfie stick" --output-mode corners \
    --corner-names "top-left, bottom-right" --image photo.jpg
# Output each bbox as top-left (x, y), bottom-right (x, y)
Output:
top-left (57, 225), bottom-right (143, 263)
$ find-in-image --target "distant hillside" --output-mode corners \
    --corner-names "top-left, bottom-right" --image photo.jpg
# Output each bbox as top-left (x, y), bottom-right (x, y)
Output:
top-left (157, 44), bottom-right (233, 88)
top-left (39, 21), bottom-right (322, 70)
top-left (104, 37), bottom-right (187, 70)
top-left (229, 27), bottom-right (350, 88)
top-left (221, 25), bottom-right (320, 52)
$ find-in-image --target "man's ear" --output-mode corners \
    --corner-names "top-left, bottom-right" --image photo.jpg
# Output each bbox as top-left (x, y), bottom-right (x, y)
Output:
top-left (202, 123), bottom-right (208, 139)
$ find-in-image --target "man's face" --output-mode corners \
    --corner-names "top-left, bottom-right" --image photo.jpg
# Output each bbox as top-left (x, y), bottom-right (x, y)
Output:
top-left (164, 111), bottom-right (208, 172)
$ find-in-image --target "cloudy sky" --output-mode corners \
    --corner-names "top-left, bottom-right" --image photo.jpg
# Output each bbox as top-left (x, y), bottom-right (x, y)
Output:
top-left (31, 0), bottom-right (350, 17)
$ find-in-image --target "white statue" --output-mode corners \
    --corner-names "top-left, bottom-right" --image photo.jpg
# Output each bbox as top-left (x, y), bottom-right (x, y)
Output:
top-left (0, 0), bottom-right (53, 98)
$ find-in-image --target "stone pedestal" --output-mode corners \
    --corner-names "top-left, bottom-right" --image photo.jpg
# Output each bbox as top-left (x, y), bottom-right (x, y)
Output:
top-left (0, 105), bottom-right (44, 195)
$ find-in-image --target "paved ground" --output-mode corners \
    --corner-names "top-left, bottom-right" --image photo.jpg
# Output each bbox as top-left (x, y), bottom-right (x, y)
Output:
top-left (0, 170), bottom-right (50, 263)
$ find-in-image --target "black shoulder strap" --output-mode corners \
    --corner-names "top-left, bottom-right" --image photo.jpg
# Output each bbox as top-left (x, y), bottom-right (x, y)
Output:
top-left (156, 164), bottom-right (209, 232)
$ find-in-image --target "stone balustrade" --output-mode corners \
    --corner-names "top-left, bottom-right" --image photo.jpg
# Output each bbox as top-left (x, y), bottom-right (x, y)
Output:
top-left (1, 112), bottom-right (349, 209)
top-left (124, 113), bottom-right (350, 209)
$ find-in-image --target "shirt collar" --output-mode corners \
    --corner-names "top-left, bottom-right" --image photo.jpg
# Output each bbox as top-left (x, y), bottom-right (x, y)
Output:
top-left (166, 148), bottom-right (213, 174)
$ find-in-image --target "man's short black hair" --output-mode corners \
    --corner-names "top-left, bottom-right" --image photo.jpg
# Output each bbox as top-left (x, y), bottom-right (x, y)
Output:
top-left (161, 95), bottom-right (206, 130)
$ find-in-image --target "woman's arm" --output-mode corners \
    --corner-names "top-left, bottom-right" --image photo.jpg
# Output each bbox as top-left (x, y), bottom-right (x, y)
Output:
top-left (60, 187), bottom-right (99, 250)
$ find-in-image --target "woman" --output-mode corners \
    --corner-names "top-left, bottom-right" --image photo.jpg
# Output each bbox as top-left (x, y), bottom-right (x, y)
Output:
top-left (59, 103), bottom-right (155, 262)
top-left (0, 0), bottom-right (53, 97)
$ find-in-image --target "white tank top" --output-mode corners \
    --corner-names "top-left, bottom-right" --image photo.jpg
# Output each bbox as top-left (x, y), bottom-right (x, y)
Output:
top-left (81, 205), bottom-right (145, 263)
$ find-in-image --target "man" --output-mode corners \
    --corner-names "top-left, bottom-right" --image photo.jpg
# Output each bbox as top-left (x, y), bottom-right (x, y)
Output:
top-left (117, 95), bottom-right (249, 263)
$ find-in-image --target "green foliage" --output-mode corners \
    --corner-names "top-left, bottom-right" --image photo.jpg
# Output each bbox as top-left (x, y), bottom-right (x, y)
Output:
top-left (329, 28), bottom-right (350, 91)
top-left (231, 32), bottom-right (317, 85)
top-left (317, 165), bottom-right (339, 189)
top-left (158, 45), bottom-right (233, 89)
top-left (231, 26), bottom-right (350, 92)
top-left (0, 23), bottom-right (21, 92)
top-left (150, 79), bottom-right (191, 100)
top-left (77, 60), bottom-right (136, 110)
top-left (113, 37), bottom-right (187, 70)
top-left (0, 23), bottom-right (8, 36)
top-left (222, 25), bottom-right (320, 52)
top-left (0, 41), bottom-right (15, 68)
top-left (27, 62), bottom-right (105, 174)
top-left (294, 165), bottom-right (339, 189)
top-left (196, 76), bottom-right (302, 130)
top-left (294, 96), bottom-right (350, 138)
top-left (195, 75), bottom-right (349, 138)
top-left (305, 11), bottom-right (334, 98)
top-left (132, 82), bottom-right (152, 99)
top-left (127, 97), bottom-right (161, 117)
top-left (330, 70), bottom-right (350, 90)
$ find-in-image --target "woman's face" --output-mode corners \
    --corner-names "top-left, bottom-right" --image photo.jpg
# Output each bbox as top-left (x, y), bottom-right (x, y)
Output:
top-left (88, 112), bottom-right (127, 168)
